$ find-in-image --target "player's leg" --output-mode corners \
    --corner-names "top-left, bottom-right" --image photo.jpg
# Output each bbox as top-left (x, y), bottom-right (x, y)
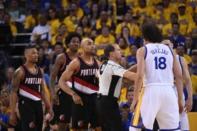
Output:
top-left (71, 92), bottom-right (88, 131)
top-left (58, 89), bottom-right (72, 131)
top-left (35, 101), bottom-right (43, 131)
top-left (130, 87), bottom-right (159, 130)
top-left (156, 86), bottom-right (180, 130)
top-left (18, 97), bottom-right (37, 131)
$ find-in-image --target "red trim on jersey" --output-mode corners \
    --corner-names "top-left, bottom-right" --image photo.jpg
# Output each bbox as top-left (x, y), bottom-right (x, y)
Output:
top-left (19, 85), bottom-right (42, 98)
top-left (73, 76), bottom-right (98, 91)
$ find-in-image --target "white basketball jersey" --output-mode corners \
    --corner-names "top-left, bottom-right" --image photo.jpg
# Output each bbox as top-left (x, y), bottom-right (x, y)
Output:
top-left (144, 43), bottom-right (174, 87)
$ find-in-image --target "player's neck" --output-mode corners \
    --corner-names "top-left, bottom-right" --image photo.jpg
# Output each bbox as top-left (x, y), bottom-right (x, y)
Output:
top-left (81, 53), bottom-right (92, 62)
top-left (67, 50), bottom-right (78, 58)
top-left (24, 62), bottom-right (36, 68)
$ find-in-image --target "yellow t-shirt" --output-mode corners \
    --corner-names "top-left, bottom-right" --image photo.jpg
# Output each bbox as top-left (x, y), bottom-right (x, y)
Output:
top-left (191, 75), bottom-right (197, 94)
top-left (187, 22), bottom-right (197, 34)
top-left (48, 19), bottom-right (61, 36)
top-left (10, 22), bottom-right (17, 36)
top-left (63, 16), bottom-right (77, 32)
top-left (96, 18), bottom-right (112, 30)
top-left (184, 54), bottom-right (192, 65)
top-left (115, 22), bottom-right (141, 37)
top-left (95, 34), bottom-right (115, 56)
top-left (121, 47), bottom-right (131, 57)
top-left (24, 15), bottom-right (36, 30)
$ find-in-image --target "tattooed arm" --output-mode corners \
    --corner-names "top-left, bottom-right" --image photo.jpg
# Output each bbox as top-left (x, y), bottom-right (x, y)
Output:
top-left (10, 67), bottom-right (24, 126)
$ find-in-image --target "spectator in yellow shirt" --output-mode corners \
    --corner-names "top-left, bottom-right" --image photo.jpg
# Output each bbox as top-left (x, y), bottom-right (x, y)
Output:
top-left (118, 37), bottom-right (131, 57)
top-left (47, 7), bottom-right (60, 36)
top-left (24, 8), bottom-right (38, 32)
top-left (64, 3), bottom-right (84, 32)
top-left (176, 44), bottom-right (192, 65)
top-left (95, 26), bottom-right (115, 56)
top-left (189, 50), bottom-right (197, 94)
top-left (78, 16), bottom-right (92, 37)
top-left (162, 12), bottom-right (178, 37)
top-left (178, 3), bottom-right (192, 35)
top-left (51, 23), bottom-right (67, 46)
top-left (187, 13), bottom-right (197, 36)
top-left (162, 0), bottom-right (177, 22)
top-left (96, 10), bottom-right (115, 31)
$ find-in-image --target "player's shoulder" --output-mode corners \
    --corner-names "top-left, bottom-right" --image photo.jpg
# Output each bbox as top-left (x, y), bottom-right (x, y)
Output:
top-left (55, 53), bottom-right (66, 63)
top-left (14, 66), bottom-right (25, 78)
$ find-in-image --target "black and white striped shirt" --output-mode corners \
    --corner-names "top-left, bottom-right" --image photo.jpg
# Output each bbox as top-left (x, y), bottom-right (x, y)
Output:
top-left (98, 60), bottom-right (127, 98)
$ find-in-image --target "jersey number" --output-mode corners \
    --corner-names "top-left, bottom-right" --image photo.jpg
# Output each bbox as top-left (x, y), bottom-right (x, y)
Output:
top-left (154, 57), bottom-right (166, 70)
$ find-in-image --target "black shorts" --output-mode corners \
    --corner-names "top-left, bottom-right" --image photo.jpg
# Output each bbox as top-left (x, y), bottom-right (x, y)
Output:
top-left (51, 89), bottom-right (72, 124)
top-left (18, 96), bottom-right (43, 131)
top-left (72, 90), bottom-right (99, 129)
top-left (96, 95), bottom-right (122, 131)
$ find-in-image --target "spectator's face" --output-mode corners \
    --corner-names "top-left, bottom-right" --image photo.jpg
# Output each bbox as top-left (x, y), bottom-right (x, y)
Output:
top-left (38, 48), bottom-right (44, 58)
top-left (124, 13), bottom-right (131, 22)
top-left (163, 0), bottom-right (170, 7)
top-left (100, 11), bottom-right (108, 21)
top-left (3, 14), bottom-right (10, 23)
top-left (139, 0), bottom-right (146, 8)
top-left (39, 15), bottom-right (47, 25)
top-left (25, 48), bottom-right (39, 63)
top-left (178, 6), bottom-right (186, 15)
top-left (58, 25), bottom-right (67, 35)
top-left (54, 45), bottom-right (63, 54)
top-left (92, 4), bottom-right (98, 13)
top-left (76, 26), bottom-right (83, 36)
top-left (102, 27), bottom-right (109, 36)
top-left (41, 40), bottom-right (49, 49)
top-left (176, 46), bottom-right (185, 56)
top-left (118, 38), bottom-right (127, 49)
top-left (126, 91), bottom-right (134, 102)
top-left (82, 16), bottom-right (88, 26)
top-left (49, 9), bottom-right (56, 19)
top-left (11, 0), bottom-right (18, 8)
top-left (69, 37), bottom-right (80, 52)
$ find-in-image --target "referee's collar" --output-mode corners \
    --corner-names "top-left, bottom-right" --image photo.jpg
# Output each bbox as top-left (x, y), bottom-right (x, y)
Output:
top-left (108, 60), bottom-right (120, 66)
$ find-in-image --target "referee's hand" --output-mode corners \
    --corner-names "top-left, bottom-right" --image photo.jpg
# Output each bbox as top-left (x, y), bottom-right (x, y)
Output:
top-left (72, 93), bottom-right (83, 106)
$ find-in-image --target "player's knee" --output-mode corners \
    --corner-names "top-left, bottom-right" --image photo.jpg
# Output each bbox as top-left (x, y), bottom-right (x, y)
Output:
top-left (29, 121), bottom-right (36, 128)
top-left (77, 120), bottom-right (88, 129)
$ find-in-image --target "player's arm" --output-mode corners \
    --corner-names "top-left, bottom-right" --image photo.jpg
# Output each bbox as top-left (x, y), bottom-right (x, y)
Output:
top-left (58, 58), bottom-right (83, 105)
top-left (173, 53), bottom-right (184, 113)
top-left (10, 67), bottom-right (24, 125)
top-left (128, 64), bottom-right (137, 72)
top-left (181, 57), bottom-right (193, 112)
top-left (131, 47), bottom-right (145, 111)
top-left (50, 54), bottom-right (64, 100)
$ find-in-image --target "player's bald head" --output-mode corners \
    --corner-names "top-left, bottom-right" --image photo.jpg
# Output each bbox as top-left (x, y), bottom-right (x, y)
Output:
top-left (81, 38), bottom-right (93, 48)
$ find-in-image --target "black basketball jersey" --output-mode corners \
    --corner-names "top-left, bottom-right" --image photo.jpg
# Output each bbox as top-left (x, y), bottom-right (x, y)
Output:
top-left (19, 65), bottom-right (43, 101)
top-left (73, 57), bottom-right (99, 94)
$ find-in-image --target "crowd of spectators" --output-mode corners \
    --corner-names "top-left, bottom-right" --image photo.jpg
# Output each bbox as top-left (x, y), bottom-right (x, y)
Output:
top-left (0, 0), bottom-right (196, 130)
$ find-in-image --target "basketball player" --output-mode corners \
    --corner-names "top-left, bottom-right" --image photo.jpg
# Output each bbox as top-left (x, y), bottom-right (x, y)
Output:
top-left (130, 23), bottom-right (184, 130)
top-left (50, 32), bottom-right (81, 130)
top-left (59, 38), bottom-right (100, 131)
top-left (163, 40), bottom-right (193, 131)
top-left (9, 45), bottom-right (53, 131)
top-left (96, 44), bottom-right (136, 131)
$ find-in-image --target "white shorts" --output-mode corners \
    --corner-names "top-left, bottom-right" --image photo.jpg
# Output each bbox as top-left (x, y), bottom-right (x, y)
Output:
top-left (130, 86), bottom-right (180, 130)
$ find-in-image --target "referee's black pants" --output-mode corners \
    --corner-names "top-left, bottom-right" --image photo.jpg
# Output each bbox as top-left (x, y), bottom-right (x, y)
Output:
top-left (96, 95), bottom-right (122, 131)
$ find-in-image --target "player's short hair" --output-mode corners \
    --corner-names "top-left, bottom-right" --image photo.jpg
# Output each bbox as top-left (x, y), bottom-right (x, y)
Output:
top-left (104, 44), bottom-right (115, 58)
top-left (24, 45), bottom-right (37, 51)
top-left (65, 32), bottom-right (81, 46)
top-left (141, 22), bottom-right (163, 43)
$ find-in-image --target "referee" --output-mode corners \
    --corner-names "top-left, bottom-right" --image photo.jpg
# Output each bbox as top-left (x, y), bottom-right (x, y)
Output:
top-left (96, 44), bottom-right (136, 131)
